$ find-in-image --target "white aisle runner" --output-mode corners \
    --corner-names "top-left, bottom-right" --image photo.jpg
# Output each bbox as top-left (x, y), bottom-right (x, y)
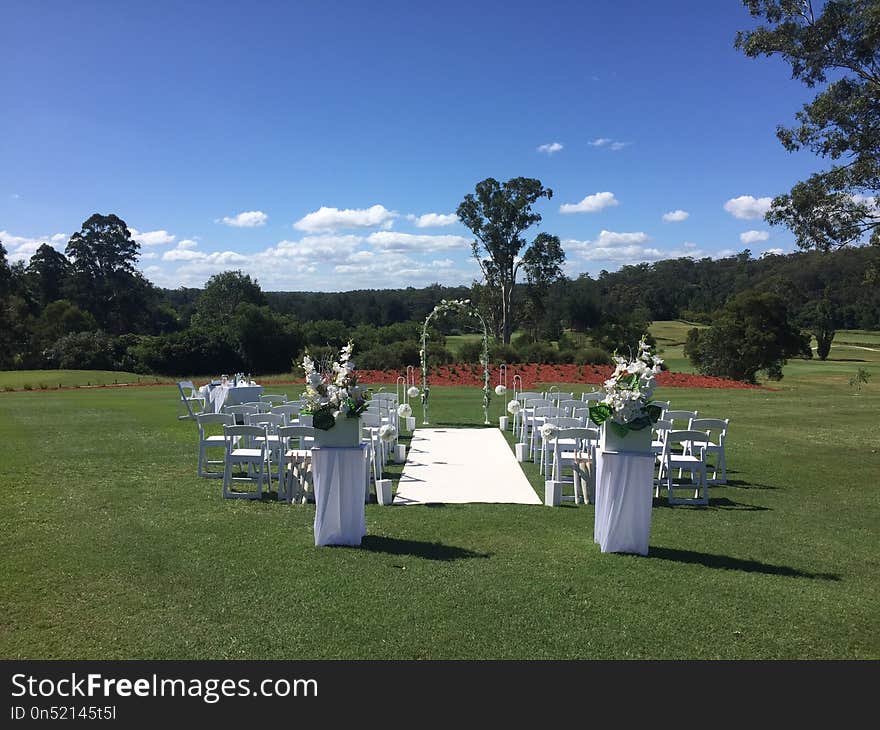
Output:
top-left (394, 428), bottom-right (541, 505)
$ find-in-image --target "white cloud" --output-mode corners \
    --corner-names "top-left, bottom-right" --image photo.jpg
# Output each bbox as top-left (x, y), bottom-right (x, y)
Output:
top-left (713, 249), bottom-right (738, 259)
top-left (761, 247), bottom-right (785, 257)
top-left (723, 195), bottom-right (773, 220)
top-left (0, 230), bottom-right (67, 261)
top-left (563, 231), bottom-right (703, 267)
top-left (268, 234), bottom-right (363, 259)
top-left (740, 229), bottom-right (770, 244)
top-left (293, 204), bottom-right (397, 232)
top-left (177, 239), bottom-right (198, 249)
top-left (218, 210), bottom-right (268, 228)
top-left (366, 231), bottom-right (470, 252)
top-left (593, 230), bottom-right (650, 247)
top-left (330, 250), bottom-right (472, 288)
top-left (141, 251), bottom-right (158, 260)
top-left (662, 209), bottom-right (689, 223)
top-left (537, 142), bottom-right (563, 154)
top-left (129, 227), bottom-right (176, 246)
top-left (406, 212), bottom-right (459, 228)
top-left (559, 192), bottom-right (620, 214)
top-left (589, 138), bottom-right (629, 151)
top-left (852, 194), bottom-right (880, 214)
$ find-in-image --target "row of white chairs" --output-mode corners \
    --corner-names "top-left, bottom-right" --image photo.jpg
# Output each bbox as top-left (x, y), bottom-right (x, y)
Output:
top-left (177, 379), bottom-right (289, 420)
top-left (196, 391), bottom-right (406, 503)
top-left (511, 393), bottom-right (729, 506)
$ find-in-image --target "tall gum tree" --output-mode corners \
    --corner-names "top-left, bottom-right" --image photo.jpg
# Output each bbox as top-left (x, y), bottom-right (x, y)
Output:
top-left (736, 0), bottom-right (880, 251)
top-left (456, 177), bottom-right (562, 343)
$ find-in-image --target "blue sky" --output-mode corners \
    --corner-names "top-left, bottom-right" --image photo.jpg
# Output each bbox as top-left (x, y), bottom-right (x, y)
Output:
top-left (2, 0), bottom-right (822, 291)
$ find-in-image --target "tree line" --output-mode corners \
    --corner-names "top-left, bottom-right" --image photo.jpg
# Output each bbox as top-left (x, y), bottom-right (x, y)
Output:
top-left (1, 208), bottom-right (877, 381)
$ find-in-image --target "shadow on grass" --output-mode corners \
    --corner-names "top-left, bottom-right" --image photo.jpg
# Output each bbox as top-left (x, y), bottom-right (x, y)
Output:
top-left (648, 546), bottom-right (840, 581)
top-left (725, 480), bottom-right (780, 490)
top-left (360, 535), bottom-right (491, 561)
top-left (652, 496), bottom-right (770, 511)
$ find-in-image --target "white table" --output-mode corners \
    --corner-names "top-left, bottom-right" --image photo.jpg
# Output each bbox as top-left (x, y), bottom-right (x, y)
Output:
top-left (201, 383), bottom-right (264, 413)
top-left (312, 444), bottom-right (370, 547)
top-left (593, 449), bottom-right (655, 555)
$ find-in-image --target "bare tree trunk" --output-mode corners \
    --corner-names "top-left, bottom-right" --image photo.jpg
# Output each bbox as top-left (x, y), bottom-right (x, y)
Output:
top-left (501, 280), bottom-right (514, 344)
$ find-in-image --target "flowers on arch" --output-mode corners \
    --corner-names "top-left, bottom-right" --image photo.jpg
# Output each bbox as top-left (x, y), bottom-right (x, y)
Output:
top-left (302, 340), bottom-right (370, 430)
top-left (588, 336), bottom-right (664, 436)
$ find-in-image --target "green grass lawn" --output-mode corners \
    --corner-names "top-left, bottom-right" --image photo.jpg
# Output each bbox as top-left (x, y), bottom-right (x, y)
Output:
top-left (1, 355), bottom-right (879, 659)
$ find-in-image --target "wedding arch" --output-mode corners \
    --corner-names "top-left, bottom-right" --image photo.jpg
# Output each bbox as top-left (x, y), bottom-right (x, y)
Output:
top-left (420, 298), bottom-right (491, 425)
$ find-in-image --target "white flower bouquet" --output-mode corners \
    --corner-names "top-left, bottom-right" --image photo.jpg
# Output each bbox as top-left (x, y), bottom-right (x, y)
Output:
top-left (379, 424), bottom-right (398, 443)
top-left (495, 384), bottom-right (507, 396)
top-left (540, 422), bottom-right (558, 440)
top-left (507, 399), bottom-right (521, 415)
top-left (589, 336), bottom-right (664, 437)
top-left (302, 340), bottom-right (370, 431)
top-left (397, 402), bottom-right (412, 418)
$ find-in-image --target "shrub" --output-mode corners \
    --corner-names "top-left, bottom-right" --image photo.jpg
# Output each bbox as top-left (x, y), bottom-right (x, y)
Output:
top-left (457, 340), bottom-right (484, 363)
top-left (489, 343), bottom-right (520, 364)
top-left (517, 341), bottom-right (560, 364)
top-left (45, 331), bottom-right (114, 370)
top-left (684, 290), bottom-right (811, 383)
top-left (512, 332), bottom-right (536, 348)
top-left (572, 346), bottom-right (613, 366)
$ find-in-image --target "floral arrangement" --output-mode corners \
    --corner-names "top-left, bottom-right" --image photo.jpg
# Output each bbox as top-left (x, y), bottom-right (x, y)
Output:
top-left (407, 385), bottom-right (420, 399)
top-left (507, 399), bottom-right (521, 415)
top-left (302, 340), bottom-right (370, 430)
top-left (495, 384), bottom-right (507, 396)
top-left (379, 424), bottom-right (398, 443)
top-left (540, 422), bottom-right (558, 440)
top-left (589, 336), bottom-right (664, 436)
top-left (397, 402), bottom-right (412, 418)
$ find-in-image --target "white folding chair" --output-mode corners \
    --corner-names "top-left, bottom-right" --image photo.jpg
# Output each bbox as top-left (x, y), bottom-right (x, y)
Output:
top-left (658, 429), bottom-right (710, 505)
top-left (581, 392), bottom-right (605, 403)
top-left (246, 412), bottom-right (286, 488)
top-left (685, 418), bottom-right (729, 484)
top-left (222, 425), bottom-right (269, 499)
top-left (260, 393), bottom-right (288, 406)
top-left (278, 425), bottom-right (315, 503)
top-left (270, 403), bottom-right (302, 425)
top-left (549, 427), bottom-right (599, 504)
top-left (512, 391), bottom-right (543, 435)
top-left (664, 410), bottom-right (698, 429)
top-left (242, 401), bottom-right (271, 413)
top-left (648, 400), bottom-right (671, 419)
top-left (539, 416), bottom-right (581, 475)
top-left (177, 381), bottom-right (206, 420)
top-left (520, 398), bottom-right (554, 456)
top-left (223, 404), bottom-right (259, 424)
top-left (197, 413), bottom-right (233, 478)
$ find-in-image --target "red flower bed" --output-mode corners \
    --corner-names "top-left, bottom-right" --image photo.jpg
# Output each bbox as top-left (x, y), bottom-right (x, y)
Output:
top-left (356, 363), bottom-right (761, 390)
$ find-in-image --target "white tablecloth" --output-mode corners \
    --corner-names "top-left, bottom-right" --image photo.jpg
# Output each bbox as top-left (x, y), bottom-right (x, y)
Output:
top-left (312, 444), bottom-right (370, 547)
top-left (200, 384), bottom-right (263, 413)
top-left (594, 449), bottom-right (655, 555)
